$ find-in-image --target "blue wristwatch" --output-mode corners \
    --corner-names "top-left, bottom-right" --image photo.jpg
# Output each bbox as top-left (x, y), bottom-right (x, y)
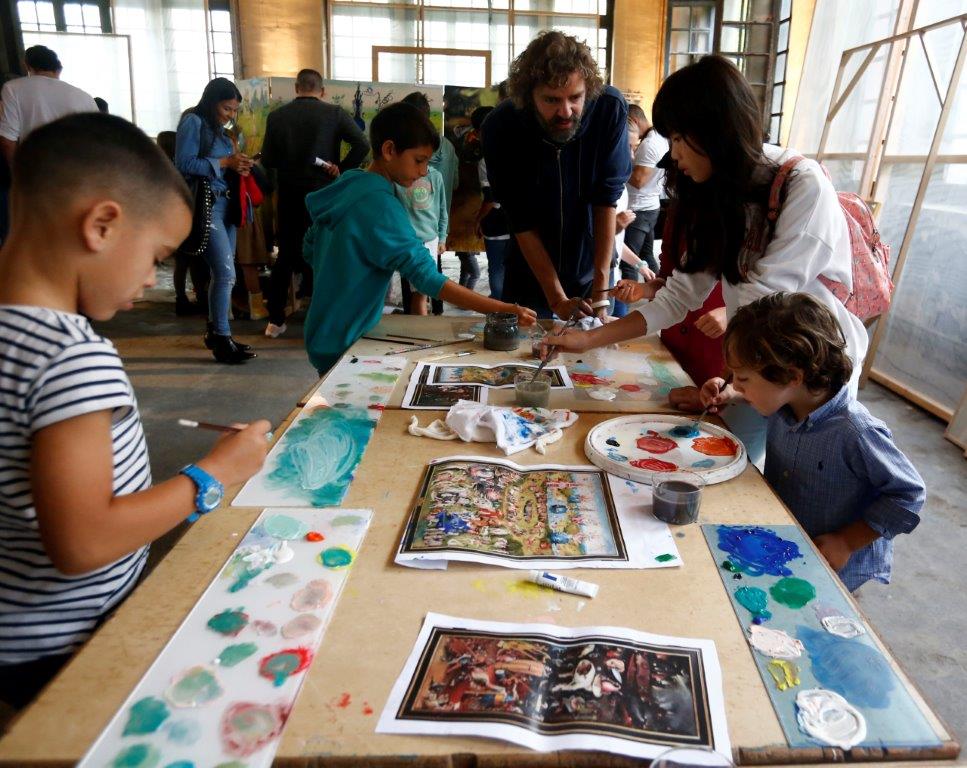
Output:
top-left (180, 464), bottom-right (224, 522)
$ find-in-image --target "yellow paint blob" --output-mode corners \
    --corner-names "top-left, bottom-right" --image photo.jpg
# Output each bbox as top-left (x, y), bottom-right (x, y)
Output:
top-left (506, 580), bottom-right (545, 599)
top-left (767, 659), bottom-right (801, 691)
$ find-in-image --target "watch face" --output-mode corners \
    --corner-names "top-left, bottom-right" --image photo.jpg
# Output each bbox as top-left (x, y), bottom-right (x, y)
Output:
top-left (202, 485), bottom-right (223, 510)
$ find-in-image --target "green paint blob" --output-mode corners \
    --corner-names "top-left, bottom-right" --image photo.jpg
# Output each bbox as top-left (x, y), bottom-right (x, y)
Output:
top-left (165, 666), bottom-right (223, 708)
top-left (769, 576), bottom-right (817, 609)
top-left (359, 371), bottom-right (398, 383)
top-left (111, 743), bottom-right (162, 768)
top-left (207, 608), bottom-right (249, 636)
top-left (215, 642), bottom-right (259, 668)
top-left (331, 514), bottom-right (364, 527)
top-left (319, 546), bottom-right (354, 569)
top-left (263, 514), bottom-right (308, 540)
top-left (735, 586), bottom-right (772, 620)
top-left (722, 559), bottom-right (741, 573)
top-left (655, 553), bottom-right (676, 563)
top-left (122, 696), bottom-right (169, 736)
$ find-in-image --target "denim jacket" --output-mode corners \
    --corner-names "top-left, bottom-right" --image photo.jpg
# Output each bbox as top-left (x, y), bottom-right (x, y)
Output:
top-left (175, 113), bottom-right (233, 193)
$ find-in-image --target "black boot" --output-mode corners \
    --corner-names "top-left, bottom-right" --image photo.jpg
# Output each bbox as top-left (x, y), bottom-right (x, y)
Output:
top-left (210, 334), bottom-right (256, 364)
top-left (205, 323), bottom-right (252, 353)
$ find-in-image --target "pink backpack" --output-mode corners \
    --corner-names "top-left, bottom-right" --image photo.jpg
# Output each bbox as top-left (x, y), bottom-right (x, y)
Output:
top-left (768, 155), bottom-right (894, 322)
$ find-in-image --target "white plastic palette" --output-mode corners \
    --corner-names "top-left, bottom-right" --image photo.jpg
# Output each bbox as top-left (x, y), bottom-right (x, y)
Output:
top-left (585, 414), bottom-right (747, 486)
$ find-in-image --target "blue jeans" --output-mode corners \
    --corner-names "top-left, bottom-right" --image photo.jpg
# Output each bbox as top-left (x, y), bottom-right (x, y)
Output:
top-left (203, 196), bottom-right (237, 336)
top-left (484, 238), bottom-right (507, 300)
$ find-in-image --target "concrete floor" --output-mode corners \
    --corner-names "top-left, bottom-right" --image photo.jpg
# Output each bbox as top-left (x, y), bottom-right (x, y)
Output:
top-left (5, 260), bottom-right (965, 748)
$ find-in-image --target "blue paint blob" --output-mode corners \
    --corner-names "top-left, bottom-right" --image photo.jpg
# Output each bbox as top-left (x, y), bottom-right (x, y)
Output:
top-left (606, 451), bottom-right (628, 462)
top-left (571, 363), bottom-right (593, 372)
top-left (691, 459), bottom-right (716, 469)
top-left (669, 424), bottom-right (700, 438)
top-left (163, 763), bottom-right (196, 768)
top-left (798, 625), bottom-right (894, 708)
top-left (594, 369), bottom-right (616, 378)
top-left (752, 616), bottom-right (765, 625)
top-left (716, 526), bottom-right (802, 577)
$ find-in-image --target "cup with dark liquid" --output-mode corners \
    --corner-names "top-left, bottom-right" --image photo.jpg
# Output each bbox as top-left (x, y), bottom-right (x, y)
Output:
top-left (651, 470), bottom-right (705, 525)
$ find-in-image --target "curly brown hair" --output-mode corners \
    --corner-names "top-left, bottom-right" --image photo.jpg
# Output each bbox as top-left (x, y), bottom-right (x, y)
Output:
top-left (723, 293), bottom-right (853, 395)
top-left (506, 31), bottom-right (604, 110)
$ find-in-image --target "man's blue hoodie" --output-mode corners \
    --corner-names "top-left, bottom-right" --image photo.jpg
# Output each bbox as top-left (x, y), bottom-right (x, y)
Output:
top-left (482, 85), bottom-right (632, 314)
top-left (302, 169), bottom-right (448, 373)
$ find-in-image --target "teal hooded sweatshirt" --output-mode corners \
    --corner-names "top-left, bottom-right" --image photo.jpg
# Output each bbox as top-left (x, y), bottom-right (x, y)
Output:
top-left (302, 169), bottom-right (449, 373)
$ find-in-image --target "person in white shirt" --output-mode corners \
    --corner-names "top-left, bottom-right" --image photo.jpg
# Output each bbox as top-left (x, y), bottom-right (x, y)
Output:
top-left (0, 46), bottom-right (97, 163)
top-left (547, 55), bottom-right (867, 401)
top-left (624, 104), bottom-right (668, 274)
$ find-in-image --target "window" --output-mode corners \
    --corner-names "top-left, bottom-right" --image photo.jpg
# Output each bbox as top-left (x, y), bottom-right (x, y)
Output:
top-left (330, 0), bottom-right (608, 85)
top-left (665, 0), bottom-right (787, 136)
top-left (17, 0), bottom-right (111, 34)
top-left (208, 0), bottom-right (236, 80)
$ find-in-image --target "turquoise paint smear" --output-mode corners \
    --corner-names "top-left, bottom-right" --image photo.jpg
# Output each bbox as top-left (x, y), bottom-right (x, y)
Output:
top-left (111, 744), bottom-right (161, 768)
top-left (264, 514), bottom-right (308, 540)
top-left (122, 696), bottom-right (169, 736)
top-left (207, 608), bottom-right (249, 636)
top-left (799, 625), bottom-right (895, 708)
top-left (163, 763), bottom-right (195, 768)
top-left (735, 586), bottom-right (772, 621)
top-left (267, 406), bottom-right (375, 506)
top-left (319, 546), bottom-right (354, 569)
top-left (692, 458), bottom-right (716, 469)
top-left (164, 719), bottom-right (202, 746)
top-left (215, 642), bottom-right (259, 668)
top-left (669, 424), bottom-right (700, 438)
top-left (649, 359), bottom-right (683, 395)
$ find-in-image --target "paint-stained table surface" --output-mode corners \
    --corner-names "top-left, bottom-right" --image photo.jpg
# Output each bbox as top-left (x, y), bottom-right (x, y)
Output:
top-left (0, 326), bottom-right (957, 768)
top-left (0, 406), bottom-right (956, 766)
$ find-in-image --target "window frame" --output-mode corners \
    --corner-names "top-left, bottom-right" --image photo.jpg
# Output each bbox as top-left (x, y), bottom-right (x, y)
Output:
top-left (17, 0), bottom-right (112, 35)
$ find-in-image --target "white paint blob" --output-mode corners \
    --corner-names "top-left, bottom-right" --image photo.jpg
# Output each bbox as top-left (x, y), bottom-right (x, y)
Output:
top-left (796, 688), bottom-right (867, 750)
top-left (748, 625), bottom-right (804, 659)
top-left (588, 387), bottom-right (617, 401)
top-left (821, 615), bottom-right (866, 639)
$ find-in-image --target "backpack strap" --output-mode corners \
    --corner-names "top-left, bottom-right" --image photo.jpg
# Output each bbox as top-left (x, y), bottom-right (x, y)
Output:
top-left (767, 154), bottom-right (807, 223)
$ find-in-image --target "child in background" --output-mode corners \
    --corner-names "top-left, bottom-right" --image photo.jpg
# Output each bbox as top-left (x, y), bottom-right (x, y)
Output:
top-left (0, 113), bottom-right (270, 708)
top-left (701, 293), bottom-right (924, 592)
top-left (302, 102), bottom-right (536, 375)
top-left (395, 161), bottom-right (449, 315)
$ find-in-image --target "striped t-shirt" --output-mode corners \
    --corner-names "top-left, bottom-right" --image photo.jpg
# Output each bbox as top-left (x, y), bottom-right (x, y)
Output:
top-left (0, 306), bottom-right (151, 664)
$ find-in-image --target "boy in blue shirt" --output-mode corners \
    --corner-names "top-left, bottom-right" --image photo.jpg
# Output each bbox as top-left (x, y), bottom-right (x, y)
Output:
top-left (0, 114), bottom-right (270, 708)
top-left (302, 102), bottom-right (535, 374)
top-left (701, 293), bottom-right (925, 592)
top-left (394, 163), bottom-right (449, 315)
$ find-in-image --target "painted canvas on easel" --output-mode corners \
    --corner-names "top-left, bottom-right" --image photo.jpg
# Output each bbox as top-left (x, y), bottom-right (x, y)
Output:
top-left (235, 77), bottom-right (293, 157)
top-left (396, 456), bottom-right (681, 570)
top-left (378, 613), bottom-right (731, 761)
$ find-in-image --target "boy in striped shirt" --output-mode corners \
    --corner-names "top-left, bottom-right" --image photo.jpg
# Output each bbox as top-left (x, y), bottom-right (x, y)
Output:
top-left (0, 114), bottom-right (271, 708)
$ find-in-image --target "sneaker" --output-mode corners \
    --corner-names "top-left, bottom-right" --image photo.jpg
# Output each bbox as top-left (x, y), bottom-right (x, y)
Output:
top-left (265, 322), bottom-right (287, 338)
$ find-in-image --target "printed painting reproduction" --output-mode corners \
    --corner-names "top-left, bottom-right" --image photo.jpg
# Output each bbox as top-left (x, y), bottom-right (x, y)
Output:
top-left (378, 614), bottom-right (731, 761)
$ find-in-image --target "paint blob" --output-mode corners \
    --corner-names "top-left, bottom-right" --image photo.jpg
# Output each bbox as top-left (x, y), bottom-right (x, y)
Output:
top-left (716, 526), bottom-right (803, 577)
top-left (162, 762), bottom-right (194, 768)
top-left (812, 602), bottom-right (846, 622)
top-left (605, 437), bottom-right (620, 447)
top-left (822, 615), bottom-right (867, 639)
top-left (618, 383), bottom-right (641, 392)
top-left (796, 688), bottom-right (867, 750)
top-left (748, 625), bottom-right (803, 659)
top-left (721, 559), bottom-right (741, 573)
top-left (265, 572), bottom-right (299, 588)
top-left (798, 625), bottom-right (894, 708)
top-left (207, 608), bottom-right (249, 637)
top-left (305, 531), bottom-right (325, 542)
top-left (332, 514), bottom-right (365, 527)
top-left (655, 553), bottom-right (677, 563)
top-left (122, 697), bottom-right (170, 736)
top-left (359, 371), bottom-right (398, 383)
top-left (571, 373), bottom-right (612, 386)
top-left (164, 719), bottom-right (202, 747)
top-left (636, 430), bottom-right (678, 454)
top-left (164, 666), bottom-right (223, 709)
top-left (770, 577), bottom-right (817, 609)
top-left (691, 459), bottom-right (716, 469)
top-left (692, 435), bottom-right (738, 456)
top-left (587, 387), bottom-right (617, 401)
top-left (290, 578), bottom-right (333, 611)
top-left (215, 643), bottom-right (259, 668)
top-left (282, 613), bottom-right (322, 639)
top-left (735, 586), bottom-right (772, 621)
top-left (110, 743), bottom-right (162, 768)
top-left (606, 450), bottom-right (628, 462)
top-left (220, 702), bottom-right (288, 758)
top-left (767, 659), bottom-right (801, 691)
top-left (267, 406), bottom-right (375, 506)
top-left (319, 546), bottom-right (354, 569)
top-left (259, 647), bottom-right (313, 687)
top-left (668, 424), bottom-right (700, 438)
top-left (629, 457), bottom-right (678, 472)
top-left (252, 620), bottom-right (278, 637)
top-left (263, 514), bottom-right (308, 540)
top-left (334, 692), bottom-right (352, 708)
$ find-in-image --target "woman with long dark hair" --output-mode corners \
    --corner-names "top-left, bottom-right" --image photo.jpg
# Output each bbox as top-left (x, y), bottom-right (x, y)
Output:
top-left (547, 56), bottom-right (867, 394)
top-left (175, 77), bottom-right (255, 363)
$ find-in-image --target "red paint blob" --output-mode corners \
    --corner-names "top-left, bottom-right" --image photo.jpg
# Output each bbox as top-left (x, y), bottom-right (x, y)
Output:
top-left (636, 430), bottom-right (678, 454)
top-left (630, 458), bottom-right (678, 472)
top-left (336, 692), bottom-right (352, 708)
top-left (692, 435), bottom-right (738, 457)
top-left (220, 702), bottom-right (289, 757)
top-left (258, 647), bottom-right (313, 687)
top-left (362, 702), bottom-right (374, 715)
top-left (305, 531), bottom-right (325, 542)
top-left (619, 384), bottom-right (642, 392)
top-left (368, 403), bottom-right (385, 410)
top-left (571, 373), bottom-right (612, 386)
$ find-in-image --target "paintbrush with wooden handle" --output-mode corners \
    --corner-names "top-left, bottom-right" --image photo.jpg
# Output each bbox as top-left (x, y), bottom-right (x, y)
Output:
top-left (691, 373), bottom-right (733, 430)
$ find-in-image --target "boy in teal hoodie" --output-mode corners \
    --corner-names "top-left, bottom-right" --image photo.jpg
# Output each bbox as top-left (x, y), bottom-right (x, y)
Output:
top-left (302, 102), bottom-right (535, 374)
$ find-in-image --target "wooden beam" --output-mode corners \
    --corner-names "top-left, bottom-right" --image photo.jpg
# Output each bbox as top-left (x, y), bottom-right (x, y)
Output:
top-left (841, 11), bottom-right (967, 55)
top-left (868, 369), bottom-right (954, 422)
top-left (827, 44), bottom-right (880, 122)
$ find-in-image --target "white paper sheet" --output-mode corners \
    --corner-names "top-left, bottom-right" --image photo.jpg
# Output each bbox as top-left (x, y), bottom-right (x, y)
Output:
top-left (378, 613), bottom-right (731, 763)
top-left (79, 508), bottom-right (372, 768)
top-left (395, 456), bottom-right (680, 570)
top-left (402, 362), bottom-right (572, 410)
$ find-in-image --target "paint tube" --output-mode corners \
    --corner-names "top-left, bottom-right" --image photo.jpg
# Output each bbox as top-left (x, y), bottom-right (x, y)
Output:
top-left (527, 570), bottom-right (598, 599)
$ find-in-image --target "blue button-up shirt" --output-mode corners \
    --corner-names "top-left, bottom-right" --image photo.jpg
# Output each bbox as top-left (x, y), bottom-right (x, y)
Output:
top-left (765, 385), bottom-right (925, 592)
top-left (174, 113), bottom-right (233, 193)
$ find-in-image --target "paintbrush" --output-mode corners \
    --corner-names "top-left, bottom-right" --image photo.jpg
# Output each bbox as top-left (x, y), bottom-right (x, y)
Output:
top-left (178, 418), bottom-right (242, 434)
top-left (421, 349), bottom-right (476, 362)
top-left (529, 310), bottom-right (582, 383)
top-left (691, 373), bottom-right (733, 430)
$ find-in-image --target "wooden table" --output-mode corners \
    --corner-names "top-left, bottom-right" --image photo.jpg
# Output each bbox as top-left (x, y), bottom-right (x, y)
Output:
top-left (0, 321), bottom-right (957, 766)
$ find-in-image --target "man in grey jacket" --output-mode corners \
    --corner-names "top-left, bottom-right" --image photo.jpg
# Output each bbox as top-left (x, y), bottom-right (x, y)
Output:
top-left (260, 68), bottom-right (370, 336)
